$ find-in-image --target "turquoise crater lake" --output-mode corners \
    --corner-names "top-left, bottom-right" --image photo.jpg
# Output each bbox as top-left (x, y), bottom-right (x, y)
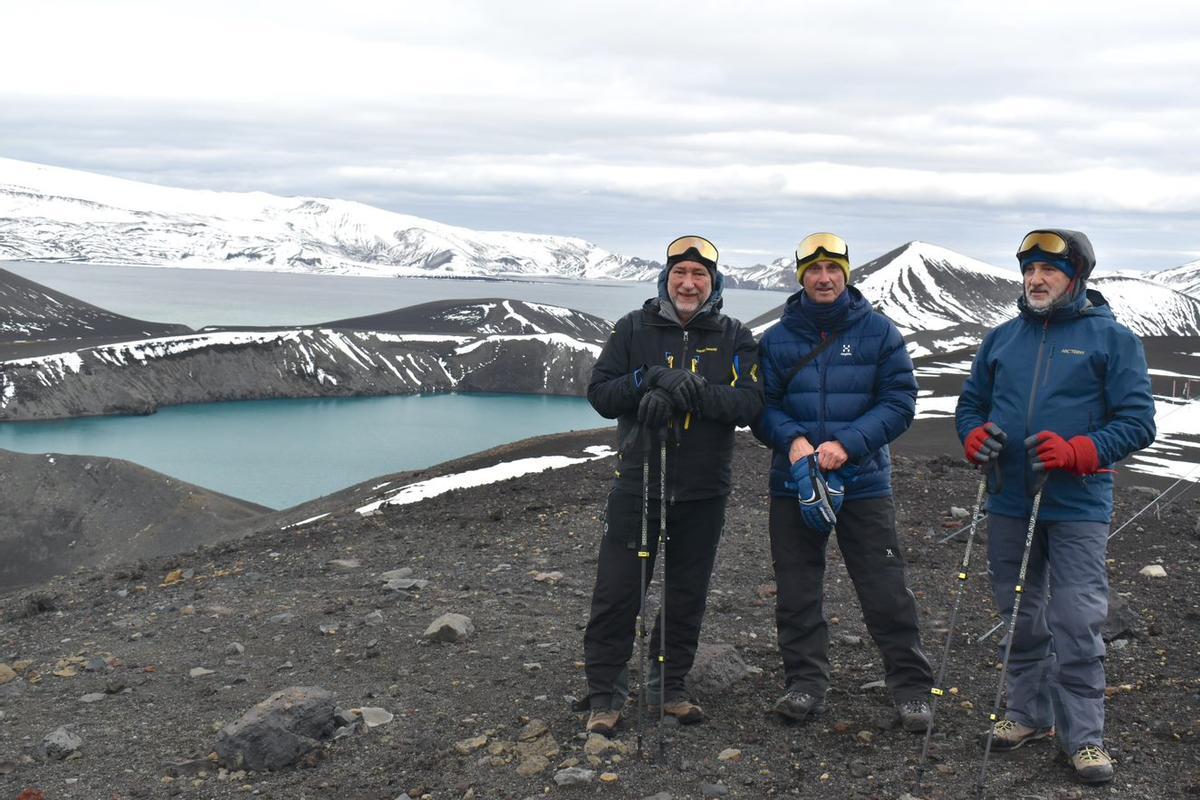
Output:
top-left (0, 394), bottom-right (612, 510)
top-left (0, 263), bottom-right (788, 509)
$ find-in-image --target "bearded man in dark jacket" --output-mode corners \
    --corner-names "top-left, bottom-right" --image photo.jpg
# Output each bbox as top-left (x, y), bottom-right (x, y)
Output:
top-left (582, 235), bottom-right (763, 735)
top-left (956, 229), bottom-right (1155, 784)
top-left (755, 232), bottom-right (934, 732)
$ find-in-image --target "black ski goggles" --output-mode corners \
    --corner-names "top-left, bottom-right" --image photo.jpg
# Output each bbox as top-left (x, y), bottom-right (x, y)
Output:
top-left (1017, 231), bottom-right (1069, 259)
top-left (795, 232), bottom-right (849, 267)
top-left (666, 235), bottom-right (719, 269)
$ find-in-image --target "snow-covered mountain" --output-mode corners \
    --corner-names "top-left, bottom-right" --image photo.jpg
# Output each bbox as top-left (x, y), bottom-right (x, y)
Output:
top-left (1090, 275), bottom-right (1200, 337)
top-left (750, 241), bottom-right (1200, 356)
top-left (0, 158), bottom-right (662, 281)
top-left (1149, 258), bottom-right (1200, 297)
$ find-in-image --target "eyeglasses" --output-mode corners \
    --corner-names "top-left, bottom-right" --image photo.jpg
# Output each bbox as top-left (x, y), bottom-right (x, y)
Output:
top-left (667, 235), bottom-right (719, 268)
top-left (795, 232), bottom-right (849, 267)
top-left (1017, 231), bottom-right (1069, 258)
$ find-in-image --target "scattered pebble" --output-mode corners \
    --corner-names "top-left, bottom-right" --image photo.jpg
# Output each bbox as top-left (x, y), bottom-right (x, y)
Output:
top-left (1140, 564), bottom-right (1167, 578)
top-left (424, 613), bottom-right (474, 643)
top-left (553, 767), bottom-right (595, 786)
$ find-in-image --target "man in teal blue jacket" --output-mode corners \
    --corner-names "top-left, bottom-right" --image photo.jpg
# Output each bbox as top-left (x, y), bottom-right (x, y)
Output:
top-left (956, 228), bottom-right (1155, 784)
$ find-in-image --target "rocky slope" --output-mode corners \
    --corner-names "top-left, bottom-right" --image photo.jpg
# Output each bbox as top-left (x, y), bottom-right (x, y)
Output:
top-left (0, 430), bottom-right (1195, 799)
top-left (0, 449), bottom-right (268, 590)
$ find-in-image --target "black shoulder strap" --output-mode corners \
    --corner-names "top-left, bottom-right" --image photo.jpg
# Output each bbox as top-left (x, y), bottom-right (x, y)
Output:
top-left (781, 331), bottom-right (842, 388)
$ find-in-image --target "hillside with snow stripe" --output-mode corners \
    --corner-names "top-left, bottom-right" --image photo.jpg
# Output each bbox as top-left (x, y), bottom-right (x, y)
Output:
top-left (0, 324), bottom-right (603, 422)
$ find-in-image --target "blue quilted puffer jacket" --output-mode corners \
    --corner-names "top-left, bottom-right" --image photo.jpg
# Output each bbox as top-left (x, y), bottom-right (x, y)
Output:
top-left (754, 286), bottom-right (917, 499)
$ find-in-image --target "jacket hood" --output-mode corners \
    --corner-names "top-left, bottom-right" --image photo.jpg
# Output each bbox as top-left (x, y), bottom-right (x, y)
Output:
top-left (1016, 228), bottom-right (1098, 310)
top-left (781, 284), bottom-right (872, 335)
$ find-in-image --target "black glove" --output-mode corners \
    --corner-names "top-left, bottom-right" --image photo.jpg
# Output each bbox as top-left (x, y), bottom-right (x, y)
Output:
top-left (637, 388), bottom-right (673, 429)
top-left (651, 368), bottom-right (706, 412)
top-left (640, 365), bottom-right (667, 394)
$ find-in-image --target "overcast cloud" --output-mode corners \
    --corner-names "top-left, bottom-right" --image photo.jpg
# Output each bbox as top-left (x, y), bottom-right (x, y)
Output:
top-left (3, 0), bottom-right (1199, 268)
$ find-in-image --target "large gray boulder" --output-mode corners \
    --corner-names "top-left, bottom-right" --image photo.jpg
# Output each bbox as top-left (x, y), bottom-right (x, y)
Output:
top-left (214, 686), bottom-right (337, 771)
top-left (42, 726), bottom-right (83, 760)
top-left (685, 644), bottom-right (755, 697)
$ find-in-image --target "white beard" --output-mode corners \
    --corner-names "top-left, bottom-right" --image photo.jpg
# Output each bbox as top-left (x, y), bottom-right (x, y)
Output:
top-left (1024, 292), bottom-right (1055, 312)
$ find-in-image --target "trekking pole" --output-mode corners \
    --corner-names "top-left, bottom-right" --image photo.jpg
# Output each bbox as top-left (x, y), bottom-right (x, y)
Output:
top-left (636, 425), bottom-right (651, 757)
top-left (913, 474), bottom-right (988, 796)
top-left (657, 422), bottom-right (669, 759)
top-left (974, 485), bottom-right (1045, 799)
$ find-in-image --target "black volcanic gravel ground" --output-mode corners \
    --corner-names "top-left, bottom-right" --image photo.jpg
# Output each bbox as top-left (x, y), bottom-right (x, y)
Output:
top-left (1, 430), bottom-right (1198, 800)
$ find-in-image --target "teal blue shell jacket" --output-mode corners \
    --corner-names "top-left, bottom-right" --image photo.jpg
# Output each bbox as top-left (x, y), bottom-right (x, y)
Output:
top-left (956, 287), bottom-right (1156, 523)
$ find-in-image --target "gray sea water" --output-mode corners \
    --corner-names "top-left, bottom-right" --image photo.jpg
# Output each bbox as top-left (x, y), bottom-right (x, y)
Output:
top-left (2, 262), bottom-right (788, 507)
top-left (1, 261), bottom-right (789, 328)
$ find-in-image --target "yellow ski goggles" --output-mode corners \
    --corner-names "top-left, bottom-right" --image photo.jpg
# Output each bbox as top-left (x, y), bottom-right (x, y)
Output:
top-left (666, 235), bottom-right (719, 268)
top-left (795, 232), bottom-right (849, 268)
top-left (1017, 231), bottom-right (1069, 258)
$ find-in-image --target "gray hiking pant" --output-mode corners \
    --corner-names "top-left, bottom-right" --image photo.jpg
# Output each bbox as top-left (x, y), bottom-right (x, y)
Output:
top-left (987, 514), bottom-right (1109, 755)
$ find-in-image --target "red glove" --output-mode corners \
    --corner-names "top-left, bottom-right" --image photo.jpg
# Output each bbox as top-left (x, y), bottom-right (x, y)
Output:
top-left (965, 422), bottom-right (1007, 465)
top-left (1024, 431), bottom-right (1101, 476)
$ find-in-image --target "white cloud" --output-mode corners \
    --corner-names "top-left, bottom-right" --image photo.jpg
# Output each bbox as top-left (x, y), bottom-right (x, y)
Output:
top-left (1, 0), bottom-right (1199, 267)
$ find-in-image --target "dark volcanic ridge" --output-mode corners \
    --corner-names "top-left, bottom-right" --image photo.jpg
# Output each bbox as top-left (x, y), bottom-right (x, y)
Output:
top-left (316, 298), bottom-right (612, 340)
top-left (0, 265), bottom-right (189, 348)
top-left (0, 430), bottom-right (1196, 799)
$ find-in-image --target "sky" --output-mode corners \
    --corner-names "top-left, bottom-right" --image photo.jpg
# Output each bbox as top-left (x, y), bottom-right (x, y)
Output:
top-left (3, 0), bottom-right (1200, 269)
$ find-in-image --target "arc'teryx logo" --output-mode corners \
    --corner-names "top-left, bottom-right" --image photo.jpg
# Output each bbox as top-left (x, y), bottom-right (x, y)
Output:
top-left (840, 344), bottom-right (853, 357)
top-left (1061, 348), bottom-right (1086, 356)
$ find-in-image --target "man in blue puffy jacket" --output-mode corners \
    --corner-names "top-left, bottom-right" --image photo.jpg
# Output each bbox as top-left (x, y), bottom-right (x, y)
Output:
top-left (755, 232), bottom-right (933, 731)
top-left (956, 229), bottom-right (1155, 784)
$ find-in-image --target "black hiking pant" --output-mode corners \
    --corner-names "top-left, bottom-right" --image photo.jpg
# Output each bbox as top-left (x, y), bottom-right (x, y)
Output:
top-left (769, 494), bottom-right (932, 703)
top-left (584, 490), bottom-right (726, 710)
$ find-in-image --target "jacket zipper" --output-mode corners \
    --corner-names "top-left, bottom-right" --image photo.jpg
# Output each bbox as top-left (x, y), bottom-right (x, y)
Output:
top-left (671, 330), bottom-right (690, 506)
top-left (817, 331), bottom-right (828, 440)
top-left (1024, 318), bottom-right (1051, 431)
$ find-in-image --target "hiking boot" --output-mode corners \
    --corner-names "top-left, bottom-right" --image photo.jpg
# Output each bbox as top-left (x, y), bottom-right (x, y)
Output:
top-left (585, 709), bottom-right (620, 736)
top-left (661, 698), bottom-right (706, 725)
top-left (983, 718), bottom-right (1054, 752)
top-left (897, 699), bottom-right (932, 733)
top-left (1071, 745), bottom-right (1114, 784)
top-left (773, 689), bottom-right (826, 722)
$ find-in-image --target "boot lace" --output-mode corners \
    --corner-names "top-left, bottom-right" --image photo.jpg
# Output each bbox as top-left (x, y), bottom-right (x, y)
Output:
top-left (993, 719), bottom-right (1020, 734)
top-left (1076, 745), bottom-right (1109, 764)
